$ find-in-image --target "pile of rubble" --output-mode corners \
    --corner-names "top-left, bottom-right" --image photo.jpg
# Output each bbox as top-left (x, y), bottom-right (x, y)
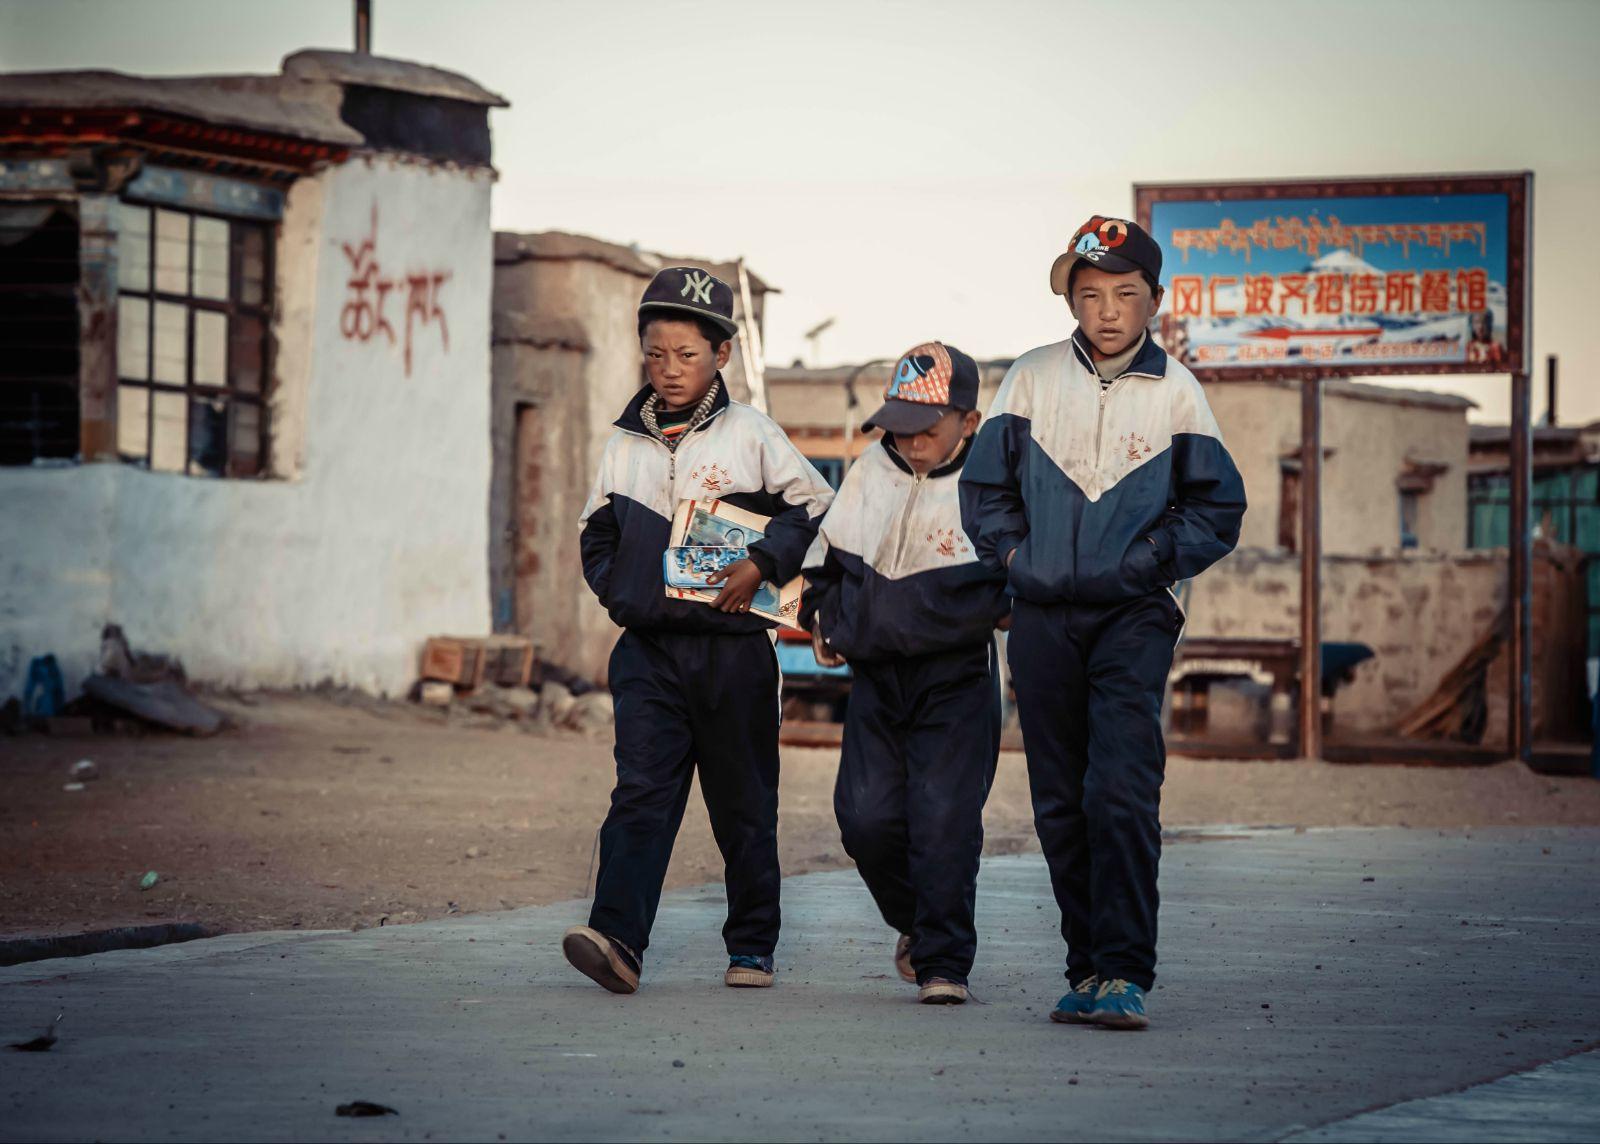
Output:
top-left (414, 635), bottom-right (612, 735)
top-left (421, 678), bottom-right (612, 735)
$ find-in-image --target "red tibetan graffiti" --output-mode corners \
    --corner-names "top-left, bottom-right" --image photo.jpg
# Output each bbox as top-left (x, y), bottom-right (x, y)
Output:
top-left (339, 204), bottom-right (450, 377)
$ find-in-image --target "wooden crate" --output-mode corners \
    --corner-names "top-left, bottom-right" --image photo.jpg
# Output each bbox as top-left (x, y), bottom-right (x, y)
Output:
top-left (420, 635), bottom-right (534, 689)
top-left (480, 636), bottom-right (535, 688)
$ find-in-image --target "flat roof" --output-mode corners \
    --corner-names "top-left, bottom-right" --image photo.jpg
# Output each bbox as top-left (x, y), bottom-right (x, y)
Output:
top-left (495, 230), bottom-right (777, 294)
top-left (0, 50), bottom-right (506, 148)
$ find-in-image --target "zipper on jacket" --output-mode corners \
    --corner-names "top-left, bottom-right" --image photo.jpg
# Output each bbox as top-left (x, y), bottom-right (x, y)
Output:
top-left (888, 473), bottom-right (928, 573)
top-left (617, 403), bottom-right (729, 496)
top-left (1094, 388), bottom-right (1108, 467)
top-left (1093, 376), bottom-right (1131, 473)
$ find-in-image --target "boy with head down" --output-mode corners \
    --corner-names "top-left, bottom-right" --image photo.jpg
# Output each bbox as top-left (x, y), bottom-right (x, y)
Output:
top-left (802, 341), bottom-right (1010, 1005)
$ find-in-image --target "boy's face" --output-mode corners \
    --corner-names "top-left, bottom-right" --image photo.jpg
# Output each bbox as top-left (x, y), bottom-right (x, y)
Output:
top-left (891, 408), bottom-right (981, 476)
top-left (642, 319), bottom-right (730, 411)
top-left (1067, 265), bottom-right (1164, 360)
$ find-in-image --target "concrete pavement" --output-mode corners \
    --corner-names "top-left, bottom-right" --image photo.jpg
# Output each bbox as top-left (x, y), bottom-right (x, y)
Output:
top-left (3, 826), bottom-right (1599, 1142)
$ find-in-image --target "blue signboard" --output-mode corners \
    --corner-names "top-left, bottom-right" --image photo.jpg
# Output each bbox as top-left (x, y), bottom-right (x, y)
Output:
top-left (1136, 175), bottom-right (1529, 377)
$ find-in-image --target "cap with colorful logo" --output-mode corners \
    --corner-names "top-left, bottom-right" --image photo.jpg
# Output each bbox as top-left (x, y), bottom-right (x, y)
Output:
top-left (638, 266), bottom-right (740, 338)
top-left (861, 341), bottom-right (981, 435)
top-left (1049, 216), bottom-right (1163, 296)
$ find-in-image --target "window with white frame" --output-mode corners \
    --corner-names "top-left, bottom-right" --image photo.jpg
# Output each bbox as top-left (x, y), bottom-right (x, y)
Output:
top-left (114, 202), bottom-right (271, 476)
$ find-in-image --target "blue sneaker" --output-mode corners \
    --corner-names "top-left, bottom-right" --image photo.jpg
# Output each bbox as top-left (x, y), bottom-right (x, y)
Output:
top-left (1091, 978), bottom-right (1149, 1030)
top-left (725, 954), bottom-right (775, 988)
top-left (1048, 974), bottom-right (1101, 1024)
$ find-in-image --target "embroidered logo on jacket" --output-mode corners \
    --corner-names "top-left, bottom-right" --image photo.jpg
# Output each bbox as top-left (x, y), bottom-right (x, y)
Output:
top-left (1120, 432), bottom-right (1153, 462)
top-left (927, 528), bottom-right (971, 559)
top-left (689, 462), bottom-right (733, 494)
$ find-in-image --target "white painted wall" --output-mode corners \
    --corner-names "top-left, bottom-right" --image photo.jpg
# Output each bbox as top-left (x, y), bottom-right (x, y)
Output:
top-left (0, 154), bottom-right (494, 702)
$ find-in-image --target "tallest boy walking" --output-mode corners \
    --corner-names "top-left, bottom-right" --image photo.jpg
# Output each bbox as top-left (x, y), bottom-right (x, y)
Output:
top-left (960, 216), bottom-right (1246, 1029)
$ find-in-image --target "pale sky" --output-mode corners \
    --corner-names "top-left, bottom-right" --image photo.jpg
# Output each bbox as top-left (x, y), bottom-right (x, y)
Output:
top-left (4, 0), bottom-right (1597, 424)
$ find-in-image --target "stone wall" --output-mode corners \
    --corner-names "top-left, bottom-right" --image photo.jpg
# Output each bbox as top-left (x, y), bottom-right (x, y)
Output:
top-left (1203, 381), bottom-right (1471, 556)
top-left (1189, 544), bottom-right (1581, 739)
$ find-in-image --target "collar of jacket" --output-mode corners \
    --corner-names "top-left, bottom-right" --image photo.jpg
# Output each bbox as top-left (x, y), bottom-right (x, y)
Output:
top-left (1069, 327), bottom-right (1168, 382)
top-left (613, 372), bottom-right (732, 436)
top-left (881, 432), bottom-right (974, 479)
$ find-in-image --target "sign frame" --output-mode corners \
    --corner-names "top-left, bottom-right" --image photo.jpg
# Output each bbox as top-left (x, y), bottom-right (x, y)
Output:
top-left (1134, 172), bottom-right (1531, 381)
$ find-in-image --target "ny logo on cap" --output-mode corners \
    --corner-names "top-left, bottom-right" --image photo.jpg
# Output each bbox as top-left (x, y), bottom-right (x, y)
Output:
top-left (681, 270), bottom-right (714, 305)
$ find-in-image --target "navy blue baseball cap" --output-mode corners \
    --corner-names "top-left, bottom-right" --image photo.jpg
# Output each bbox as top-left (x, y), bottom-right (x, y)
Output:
top-left (638, 266), bottom-right (740, 338)
top-left (1050, 215), bottom-right (1163, 295)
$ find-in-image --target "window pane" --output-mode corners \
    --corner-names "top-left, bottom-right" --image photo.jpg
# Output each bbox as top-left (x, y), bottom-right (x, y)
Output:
top-left (116, 203), bottom-right (150, 292)
top-left (193, 217), bottom-right (229, 300)
top-left (117, 296), bottom-right (149, 380)
top-left (230, 401), bottom-right (262, 477)
top-left (151, 390), bottom-right (186, 472)
top-left (1535, 472), bottom-right (1572, 499)
top-left (230, 314), bottom-right (264, 393)
top-left (153, 302), bottom-right (187, 384)
top-left (194, 309), bottom-right (227, 386)
top-left (117, 384), bottom-right (149, 459)
top-left (154, 209), bottom-right (190, 295)
top-left (1576, 468), bottom-right (1598, 501)
top-left (188, 394), bottom-right (227, 477)
top-left (1577, 506), bottom-right (1600, 552)
top-left (237, 226), bottom-right (267, 306)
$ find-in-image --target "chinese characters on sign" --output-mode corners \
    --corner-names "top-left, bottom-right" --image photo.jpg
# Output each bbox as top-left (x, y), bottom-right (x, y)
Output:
top-left (339, 205), bottom-right (450, 377)
top-left (1136, 180), bottom-right (1527, 376)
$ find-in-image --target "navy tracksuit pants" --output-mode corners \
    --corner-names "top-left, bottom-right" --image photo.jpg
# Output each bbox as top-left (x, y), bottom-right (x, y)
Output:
top-left (1007, 592), bottom-right (1183, 992)
top-left (588, 629), bottom-right (782, 959)
top-left (834, 642), bottom-right (1000, 986)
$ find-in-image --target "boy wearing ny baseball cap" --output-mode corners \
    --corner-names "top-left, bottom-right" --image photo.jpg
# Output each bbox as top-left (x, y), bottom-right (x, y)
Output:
top-left (563, 266), bottom-right (833, 995)
top-left (960, 218), bottom-right (1247, 1028)
top-left (801, 341), bottom-right (1010, 1005)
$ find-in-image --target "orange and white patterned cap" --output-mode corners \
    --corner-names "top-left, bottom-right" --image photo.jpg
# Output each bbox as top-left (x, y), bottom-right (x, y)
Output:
top-left (861, 341), bottom-right (980, 435)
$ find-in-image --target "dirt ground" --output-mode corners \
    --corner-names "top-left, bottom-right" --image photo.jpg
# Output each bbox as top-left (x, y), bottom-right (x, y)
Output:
top-left (4, 690), bottom-right (1600, 940)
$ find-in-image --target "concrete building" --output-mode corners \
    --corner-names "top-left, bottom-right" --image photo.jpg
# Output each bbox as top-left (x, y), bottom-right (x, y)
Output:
top-left (490, 231), bottom-right (773, 682)
top-left (1206, 380), bottom-right (1473, 557)
top-left (1468, 417), bottom-right (1600, 703)
top-left (0, 51), bottom-right (505, 701)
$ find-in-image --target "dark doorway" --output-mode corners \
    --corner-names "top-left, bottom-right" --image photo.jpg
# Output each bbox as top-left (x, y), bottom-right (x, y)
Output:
top-left (0, 204), bottom-right (79, 464)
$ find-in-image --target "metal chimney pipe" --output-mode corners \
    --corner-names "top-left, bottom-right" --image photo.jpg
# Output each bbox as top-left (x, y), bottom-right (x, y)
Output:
top-left (355, 0), bottom-right (372, 53)
top-left (1546, 354), bottom-right (1558, 427)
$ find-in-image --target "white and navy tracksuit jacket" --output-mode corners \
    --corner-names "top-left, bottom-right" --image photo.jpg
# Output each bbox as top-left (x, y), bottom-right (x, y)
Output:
top-left (802, 437), bottom-right (1008, 986)
top-left (959, 329), bottom-right (1245, 993)
top-left (800, 437), bottom-right (1009, 661)
top-left (578, 378), bottom-right (833, 960)
top-left (580, 381), bottom-right (833, 635)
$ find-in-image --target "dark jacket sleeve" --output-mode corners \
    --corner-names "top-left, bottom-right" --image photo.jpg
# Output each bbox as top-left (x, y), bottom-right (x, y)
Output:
top-left (959, 412), bottom-right (1030, 575)
top-left (798, 538), bottom-right (843, 634)
top-left (579, 498), bottom-right (620, 605)
top-left (1147, 432), bottom-right (1246, 583)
